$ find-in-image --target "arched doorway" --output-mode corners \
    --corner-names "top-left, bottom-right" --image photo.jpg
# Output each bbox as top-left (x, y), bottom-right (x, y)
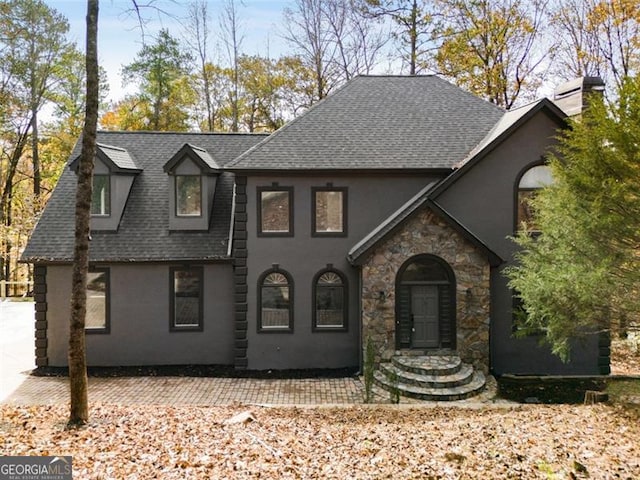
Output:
top-left (395, 254), bottom-right (456, 350)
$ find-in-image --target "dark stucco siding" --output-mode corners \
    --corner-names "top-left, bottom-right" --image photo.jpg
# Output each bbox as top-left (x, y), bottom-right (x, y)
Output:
top-left (244, 173), bottom-right (442, 370)
top-left (436, 111), bottom-right (601, 375)
top-left (489, 268), bottom-right (599, 375)
top-left (45, 263), bottom-right (235, 367)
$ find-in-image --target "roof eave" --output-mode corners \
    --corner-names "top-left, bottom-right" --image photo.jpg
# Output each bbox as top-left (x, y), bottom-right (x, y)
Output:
top-left (225, 167), bottom-right (454, 175)
top-left (348, 194), bottom-right (503, 268)
top-left (430, 98), bottom-right (568, 199)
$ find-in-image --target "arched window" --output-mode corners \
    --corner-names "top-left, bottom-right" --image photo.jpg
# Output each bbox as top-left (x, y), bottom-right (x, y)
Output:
top-left (258, 268), bottom-right (293, 332)
top-left (516, 163), bottom-right (553, 232)
top-left (313, 269), bottom-right (347, 331)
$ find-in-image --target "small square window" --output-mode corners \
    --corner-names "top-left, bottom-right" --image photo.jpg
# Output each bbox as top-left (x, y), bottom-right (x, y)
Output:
top-left (258, 187), bottom-right (293, 236)
top-left (176, 175), bottom-right (202, 216)
top-left (91, 175), bottom-right (110, 216)
top-left (86, 269), bottom-right (109, 333)
top-left (312, 187), bottom-right (347, 236)
top-left (171, 267), bottom-right (203, 331)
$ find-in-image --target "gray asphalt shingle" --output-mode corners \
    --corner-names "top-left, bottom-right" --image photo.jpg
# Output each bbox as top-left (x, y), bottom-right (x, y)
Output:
top-left (228, 75), bottom-right (504, 171)
top-left (22, 131), bottom-right (266, 262)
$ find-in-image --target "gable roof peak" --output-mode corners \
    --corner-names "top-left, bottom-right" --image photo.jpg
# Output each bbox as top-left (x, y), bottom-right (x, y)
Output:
top-left (69, 142), bottom-right (141, 173)
top-left (163, 143), bottom-right (221, 173)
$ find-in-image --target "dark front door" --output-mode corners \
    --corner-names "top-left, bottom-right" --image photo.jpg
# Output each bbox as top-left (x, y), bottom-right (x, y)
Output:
top-left (411, 285), bottom-right (439, 348)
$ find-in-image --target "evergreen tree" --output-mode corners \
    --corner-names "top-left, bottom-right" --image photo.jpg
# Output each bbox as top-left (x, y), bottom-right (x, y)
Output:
top-left (507, 77), bottom-right (640, 360)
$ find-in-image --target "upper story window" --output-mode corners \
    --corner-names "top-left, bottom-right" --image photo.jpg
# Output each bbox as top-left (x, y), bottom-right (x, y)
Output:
top-left (70, 143), bottom-right (141, 231)
top-left (164, 144), bottom-right (220, 231)
top-left (516, 163), bottom-right (553, 232)
top-left (258, 267), bottom-right (293, 332)
top-left (313, 268), bottom-right (347, 331)
top-left (91, 175), bottom-right (111, 216)
top-left (312, 186), bottom-right (347, 236)
top-left (86, 268), bottom-right (110, 333)
top-left (176, 175), bottom-right (202, 216)
top-left (170, 266), bottom-right (203, 331)
top-left (258, 186), bottom-right (293, 236)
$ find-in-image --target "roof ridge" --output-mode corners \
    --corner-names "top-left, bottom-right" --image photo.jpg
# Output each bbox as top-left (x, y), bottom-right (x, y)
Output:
top-left (354, 74), bottom-right (437, 78)
top-left (96, 130), bottom-right (269, 136)
top-left (96, 143), bottom-right (127, 152)
top-left (186, 143), bottom-right (209, 152)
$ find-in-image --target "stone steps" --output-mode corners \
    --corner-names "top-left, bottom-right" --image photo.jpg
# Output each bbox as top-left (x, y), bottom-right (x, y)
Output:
top-left (374, 354), bottom-right (486, 401)
top-left (379, 362), bottom-right (474, 389)
top-left (392, 354), bottom-right (464, 376)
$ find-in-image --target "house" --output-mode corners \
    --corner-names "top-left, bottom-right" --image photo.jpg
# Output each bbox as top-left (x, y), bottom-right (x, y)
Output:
top-left (22, 75), bottom-right (610, 398)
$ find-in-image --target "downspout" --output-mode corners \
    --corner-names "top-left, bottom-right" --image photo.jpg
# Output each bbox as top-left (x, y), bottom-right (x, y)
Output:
top-left (227, 182), bottom-right (236, 257)
top-left (358, 265), bottom-right (363, 374)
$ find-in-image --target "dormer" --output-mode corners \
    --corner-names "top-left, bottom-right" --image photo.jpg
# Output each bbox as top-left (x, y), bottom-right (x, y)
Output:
top-left (163, 144), bottom-right (220, 231)
top-left (69, 143), bottom-right (141, 231)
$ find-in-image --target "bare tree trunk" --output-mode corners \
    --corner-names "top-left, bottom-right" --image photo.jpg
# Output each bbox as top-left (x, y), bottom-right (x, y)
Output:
top-left (221, 0), bottom-right (243, 132)
top-left (409, 0), bottom-right (417, 75)
top-left (0, 130), bottom-right (30, 285)
top-left (68, 0), bottom-right (99, 428)
top-left (31, 110), bottom-right (40, 198)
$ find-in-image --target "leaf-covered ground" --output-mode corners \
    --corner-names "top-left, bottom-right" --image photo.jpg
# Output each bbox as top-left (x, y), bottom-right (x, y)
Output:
top-left (1, 403), bottom-right (638, 479)
top-left (611, 336), bottom-right (640, 375)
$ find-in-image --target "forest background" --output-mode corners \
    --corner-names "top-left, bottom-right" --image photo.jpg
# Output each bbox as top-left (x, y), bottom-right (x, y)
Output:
top-left (1, 0), bottom-right (638, 290)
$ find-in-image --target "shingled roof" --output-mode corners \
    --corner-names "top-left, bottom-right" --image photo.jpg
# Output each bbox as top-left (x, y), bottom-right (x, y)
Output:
top-left (69, 143), bottom-right (141, 173)
top-left (228, 75), bottom-right (504, 171)
top-left (22, 131), bottom-right (266, 263)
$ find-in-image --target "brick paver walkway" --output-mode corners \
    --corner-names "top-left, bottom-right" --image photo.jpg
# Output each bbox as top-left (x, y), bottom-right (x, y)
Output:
top-left (1, 375), bottom-right (367, 406)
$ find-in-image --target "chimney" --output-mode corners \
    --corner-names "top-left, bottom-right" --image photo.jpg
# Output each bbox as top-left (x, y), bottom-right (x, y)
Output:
top-left (553, 76), bottom-right (605, 117)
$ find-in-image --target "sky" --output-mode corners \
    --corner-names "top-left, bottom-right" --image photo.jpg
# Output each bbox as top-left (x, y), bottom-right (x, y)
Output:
top-left (44, 0), bottom-right (292, 103)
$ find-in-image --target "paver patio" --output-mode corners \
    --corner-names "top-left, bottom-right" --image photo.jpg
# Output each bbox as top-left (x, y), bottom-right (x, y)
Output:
top-left (2, 375), bottom-right (367, 406)
top-left (2, 301), bottom-right (505, 407)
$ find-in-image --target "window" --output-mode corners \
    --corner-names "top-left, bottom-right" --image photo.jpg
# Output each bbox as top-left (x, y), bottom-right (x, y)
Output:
top-left (258, 268), bottom-right (293, 332)
top-left (91, 175), bottom-right (110, 216)
top-left (516, 164), bottom-right (553, 232)
top-left (312, 187), bottom-right (347, 236)
top-left (176, 175), bottom-right (202, 216)
top-left (258, 187), bottom-right (293, 236)
top-left (86, 268), bottom-right (109, 333)
top-left (170, 267), bottom-right (203, 331)
top-left (511, 290), bottom-right (542, 336)
top-left (313, 269), bottom-right (347, 331)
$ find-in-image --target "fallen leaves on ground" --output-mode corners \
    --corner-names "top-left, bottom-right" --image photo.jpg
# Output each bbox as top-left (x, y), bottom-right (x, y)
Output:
top-left (611, 337), bottom-right (640, 375)
top-left (1, 403), bottom-right (638, 479)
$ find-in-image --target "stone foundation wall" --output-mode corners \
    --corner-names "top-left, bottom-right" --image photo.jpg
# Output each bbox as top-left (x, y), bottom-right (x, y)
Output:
top-left (361, 208), bottom-right (491, 372)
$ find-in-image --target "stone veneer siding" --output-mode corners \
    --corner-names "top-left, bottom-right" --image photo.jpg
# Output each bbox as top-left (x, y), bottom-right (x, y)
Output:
top-left (34, 265), bottom-right (48, 367)
top-left (361, 208), bottom-right (491, 372)
top-left (232, 175), bottom-right (249, 369)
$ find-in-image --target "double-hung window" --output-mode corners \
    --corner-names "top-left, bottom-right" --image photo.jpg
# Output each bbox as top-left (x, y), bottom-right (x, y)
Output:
top-left (312, 187), bottom-right (347, 236)
top-left (176, 175), bottom-right (202, 216)
top-left (313, 269), bottom-right (347, 331)
top-left (86, 268), bottom-right (110, 333)
top-left (258, 268), bottom-right (293, 332)
top-left (91, 175), bottom-right (111, 216)
top-left (170, 267), bottom-right (203, 331)
top-left (258, 186), bottom-right (293, 236)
